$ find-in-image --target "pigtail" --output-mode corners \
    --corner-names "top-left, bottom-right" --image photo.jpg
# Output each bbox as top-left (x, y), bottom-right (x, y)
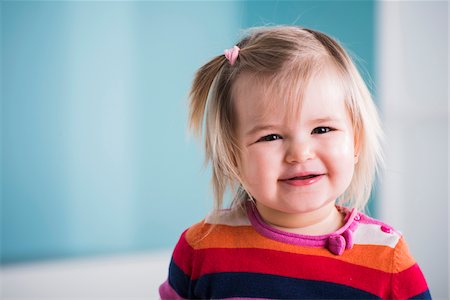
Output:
top-left (188, 56), bottom-right (227, 138)
top-left (188, 54), bottom-right (242, 213)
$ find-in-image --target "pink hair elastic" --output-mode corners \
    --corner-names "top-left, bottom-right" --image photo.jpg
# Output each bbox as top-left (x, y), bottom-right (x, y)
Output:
top-left (224, 45), bottom-right (240, 65)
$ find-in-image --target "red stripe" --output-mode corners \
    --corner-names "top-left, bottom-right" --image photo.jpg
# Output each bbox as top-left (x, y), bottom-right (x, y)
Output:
top-left (172, 230), bottom-right (194, 277)
top-left (392, 263), bottom-right (429, 299)
top-left (191, 247), bottom-right (391, 298)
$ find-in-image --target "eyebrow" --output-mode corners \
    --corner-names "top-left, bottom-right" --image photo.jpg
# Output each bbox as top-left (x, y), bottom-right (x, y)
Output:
top-left (310, 117), bottom-right (342, 124)
top-left (245, 124), bottom-right (281, 137)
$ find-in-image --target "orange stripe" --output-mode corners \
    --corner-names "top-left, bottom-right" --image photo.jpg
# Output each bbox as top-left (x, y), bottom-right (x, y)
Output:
top-left (186, 222), bottom-right (416, 273)
top-left (394, 237), bottom-right (419, 272)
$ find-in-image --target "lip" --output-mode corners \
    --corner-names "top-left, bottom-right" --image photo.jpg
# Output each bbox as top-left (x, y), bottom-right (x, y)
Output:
top-left (279, 173), bottom-right (325, 187)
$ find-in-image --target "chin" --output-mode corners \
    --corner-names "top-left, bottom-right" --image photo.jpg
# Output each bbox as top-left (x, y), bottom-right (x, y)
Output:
top-left (283, 199), bottom-right (336, 214)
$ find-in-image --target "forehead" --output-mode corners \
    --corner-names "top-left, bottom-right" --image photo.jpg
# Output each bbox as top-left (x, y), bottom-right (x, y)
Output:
top-left (232, 68), bottom-right (348, 127)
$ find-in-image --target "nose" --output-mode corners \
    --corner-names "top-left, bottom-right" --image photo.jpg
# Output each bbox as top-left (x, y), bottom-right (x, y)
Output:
top-left (285, 140), bottom-right (315, 164)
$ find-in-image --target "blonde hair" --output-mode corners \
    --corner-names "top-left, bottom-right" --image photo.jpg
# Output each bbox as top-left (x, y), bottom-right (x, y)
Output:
top-left (189, 26), bottom-right (383, 213)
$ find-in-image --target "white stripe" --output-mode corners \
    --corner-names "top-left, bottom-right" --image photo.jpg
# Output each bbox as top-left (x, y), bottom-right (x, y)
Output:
top-left (353, 223), bottom-right (401, 248)
top-left (205, 208), bottom-right (251, 226)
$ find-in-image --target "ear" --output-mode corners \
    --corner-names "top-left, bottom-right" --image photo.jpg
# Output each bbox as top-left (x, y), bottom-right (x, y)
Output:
top-left (353, 131), bottom-right (360, 165)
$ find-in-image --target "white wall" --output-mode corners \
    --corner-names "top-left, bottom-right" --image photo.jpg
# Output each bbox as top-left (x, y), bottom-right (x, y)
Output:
top-left (377, 2), bottom-right (448, 299)
top-left (1, 251), bottom-right (171, 299)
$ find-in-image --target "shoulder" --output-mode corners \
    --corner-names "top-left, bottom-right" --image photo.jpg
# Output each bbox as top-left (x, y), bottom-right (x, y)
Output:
top-left (352, 212), bottom-right (403, 249)
top-left (351, 213), bottom-right (430, 298)
top-left (204, 206), bottom-right (251, 226)
top-left (353, 215), bottom-right (432, 298)
top-left (351, 213), bottom-right (422, 275)
top-left (181, 207), bottom-right (252, 248)
top-left (351, 213), bottom-right (421, 273)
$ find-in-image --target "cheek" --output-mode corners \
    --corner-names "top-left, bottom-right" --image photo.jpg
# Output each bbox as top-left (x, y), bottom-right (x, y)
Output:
top-left (324, 135), bottom-right (356, 171)
top-left (240, 147), bottom-right (280, 184)
top-left (336, 133), bottom-right (354, 154)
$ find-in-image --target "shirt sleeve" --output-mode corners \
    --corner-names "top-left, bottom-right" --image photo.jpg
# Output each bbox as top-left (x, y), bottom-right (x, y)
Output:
top-left (159, 229), bottom-right (194, 299)
top-left (391, 237), bottom-right (431, 299)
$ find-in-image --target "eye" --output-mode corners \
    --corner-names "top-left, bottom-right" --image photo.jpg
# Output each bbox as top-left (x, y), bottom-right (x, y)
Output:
top-left (311, 127), bottom-right (334, 134)
top-left (257, 134), bottom-right (283, 142)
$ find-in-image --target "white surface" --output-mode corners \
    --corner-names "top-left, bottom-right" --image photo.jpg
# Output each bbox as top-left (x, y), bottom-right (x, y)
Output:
top-left (352, 223), bottom-right (400, 248)
top-left (377, 2), bottom-right (449, 299)
top-left (0, 250), bottom-right (172, 299)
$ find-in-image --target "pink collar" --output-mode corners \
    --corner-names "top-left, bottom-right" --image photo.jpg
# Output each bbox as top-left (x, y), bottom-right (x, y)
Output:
top-left (246, 202), bottom-right (360, 256)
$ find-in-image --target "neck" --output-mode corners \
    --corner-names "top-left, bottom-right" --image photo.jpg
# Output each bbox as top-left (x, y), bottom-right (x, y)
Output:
top-left (255, 202), bottom-right (344, 235)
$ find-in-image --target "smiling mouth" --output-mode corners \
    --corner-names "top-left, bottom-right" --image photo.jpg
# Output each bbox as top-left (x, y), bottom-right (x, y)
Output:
top-left (288, 174), bottom-right (322, 180)
top-left (280, 173), bottom-right (324, 187)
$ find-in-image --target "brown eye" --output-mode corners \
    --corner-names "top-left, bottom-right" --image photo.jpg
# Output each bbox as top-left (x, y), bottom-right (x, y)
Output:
top-left (258, 134), bottom-right (282, 142)
top-left (311, 127), bottom-right (333, 134)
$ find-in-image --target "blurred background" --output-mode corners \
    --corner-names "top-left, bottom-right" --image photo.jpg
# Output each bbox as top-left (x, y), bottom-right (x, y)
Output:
top-left (1, 1), bottom-right (448, 299)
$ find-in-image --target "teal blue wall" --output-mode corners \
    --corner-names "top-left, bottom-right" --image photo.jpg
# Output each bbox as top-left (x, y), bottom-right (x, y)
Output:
top-left (243, 1), bottom-right (376, 93)
top-left (1, 1), bottom-right (375, 264)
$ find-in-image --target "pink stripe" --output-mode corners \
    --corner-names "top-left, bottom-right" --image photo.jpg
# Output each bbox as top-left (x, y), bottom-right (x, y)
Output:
top-left (228, 298), bottom-right (270, 300)
top-left (159, 280), bottom-right (185, 300)
top-left (356, 213), bottom-right (401, 235)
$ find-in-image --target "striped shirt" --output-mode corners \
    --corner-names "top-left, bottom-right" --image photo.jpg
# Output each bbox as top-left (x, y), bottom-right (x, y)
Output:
top-left (160, 203), bottom-right (430, 299)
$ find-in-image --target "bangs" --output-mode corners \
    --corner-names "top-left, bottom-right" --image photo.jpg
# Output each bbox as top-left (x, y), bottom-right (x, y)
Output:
top-left (236, 58), bottom-right (352, 125)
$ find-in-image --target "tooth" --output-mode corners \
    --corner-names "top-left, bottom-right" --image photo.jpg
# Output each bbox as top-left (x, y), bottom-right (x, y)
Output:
top-left (288, 174), bottom-right (319, 180)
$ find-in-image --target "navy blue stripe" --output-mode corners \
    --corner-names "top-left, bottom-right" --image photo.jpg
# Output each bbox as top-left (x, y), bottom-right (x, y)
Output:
top-left (168, 258), bottom-right (193, 298)
top-left (168, 260), bottom-right (380, 299)
top-left (410, 289), bottom-right (432, 299)
top-left (193, 272), bottom-right (381, 299)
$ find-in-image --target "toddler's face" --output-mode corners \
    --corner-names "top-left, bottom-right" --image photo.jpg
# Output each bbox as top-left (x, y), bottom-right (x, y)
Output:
top-left (234, 71), bottom-right (357, 219)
